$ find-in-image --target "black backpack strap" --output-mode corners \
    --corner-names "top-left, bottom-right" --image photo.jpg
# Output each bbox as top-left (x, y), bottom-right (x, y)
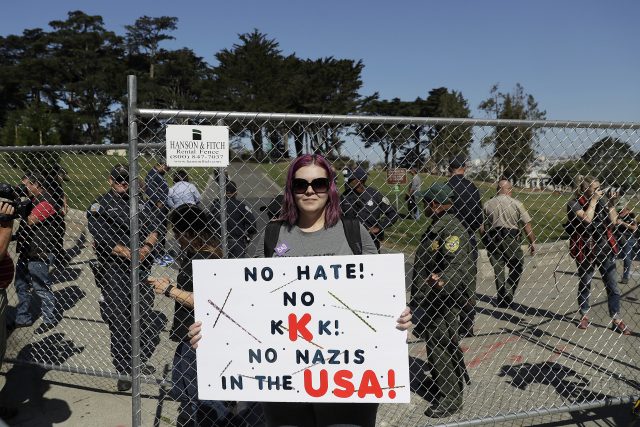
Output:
top-left (263, 221), bottom-right (282, 258)
top-left (342, 218), bottom-right (363, 255)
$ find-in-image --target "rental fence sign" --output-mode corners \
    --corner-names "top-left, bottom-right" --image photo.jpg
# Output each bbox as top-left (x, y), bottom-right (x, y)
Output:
top-left (165, 125), bottom-right (229, 167)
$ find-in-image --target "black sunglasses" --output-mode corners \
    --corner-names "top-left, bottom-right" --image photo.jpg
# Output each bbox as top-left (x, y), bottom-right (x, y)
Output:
top-left (292, 178), bottom-right (330, 195)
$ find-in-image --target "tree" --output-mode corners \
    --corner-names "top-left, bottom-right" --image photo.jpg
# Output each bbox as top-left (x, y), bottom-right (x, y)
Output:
top-left (48, 11), bottom-right (125, 144)
top-left (212, 30), bottom-right (293, 160)
top-left (581, 137), bottom-right (639, 189)
top-left (125, 16), bottom-right (178, 79)
top-left (479, 83), bottom-right (546, 182)
top-left (416, 87), bottom-right (472, 172)
top-left (1, 102), bottom-right (61, 173)
top-left (358, 97), bottom-right (420, 169)
top-left (286, 57), bottom-right (366, 157)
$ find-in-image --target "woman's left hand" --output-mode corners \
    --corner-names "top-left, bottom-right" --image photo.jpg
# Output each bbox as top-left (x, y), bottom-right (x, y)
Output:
top-left (146, 276), bottom-right (171, 295)
top-left (396, 306), bottom-right (412, 331)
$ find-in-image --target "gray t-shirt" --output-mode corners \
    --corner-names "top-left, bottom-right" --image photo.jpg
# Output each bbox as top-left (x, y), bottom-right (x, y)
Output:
top-left (255, 219), bottom-right (378, 257)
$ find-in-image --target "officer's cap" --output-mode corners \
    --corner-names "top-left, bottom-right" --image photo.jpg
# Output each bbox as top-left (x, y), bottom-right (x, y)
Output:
top-left (422, 183), bottom-right (455, 204)
top-left (345, 167), bottom-right (368, 182)
top-left (110, 165), bottom-right (129, 183)
top-left (449, 155), bottom-right (467, 170)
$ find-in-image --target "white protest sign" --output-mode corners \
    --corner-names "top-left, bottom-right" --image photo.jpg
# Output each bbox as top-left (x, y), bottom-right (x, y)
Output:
top-left (165, 125), bottom-right (229, 167)
top-left (192, 254), bottom-right (410, 403)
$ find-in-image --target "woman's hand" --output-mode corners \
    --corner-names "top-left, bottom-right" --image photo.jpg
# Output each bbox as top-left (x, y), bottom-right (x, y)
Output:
top-left (396, 306), bottom-right (412, 331)
top-left (146, 276), bottom-right (171, 295)
top-left (188, 321), bottom-right (203, 349)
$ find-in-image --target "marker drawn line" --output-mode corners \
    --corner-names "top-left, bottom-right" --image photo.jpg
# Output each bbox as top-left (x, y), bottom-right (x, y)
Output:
top-left (353, 385), bottom-right (406, 392)
top-left (207, 299), bottom-right (262, 344)
top-left (281, 324), bottom-right (324, 349)
top-left (220, 360), bottom-right (232, 377)
top-left (328, 291), bottom-right (377, 332)
top-left (270, 278), bottom-right (299, 293)
top-left (289, 350), bottom-right (347, 376)
top-left (213, 288), bottom-right (232, 329)
top-left (330, 305), bottom-right (394, 318)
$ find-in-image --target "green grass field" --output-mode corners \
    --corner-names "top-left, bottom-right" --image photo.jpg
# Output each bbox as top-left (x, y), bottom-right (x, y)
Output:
top-left (259, 162), bottom-right (572, 251)
top-left (0, 152), bottom-right (211, 210)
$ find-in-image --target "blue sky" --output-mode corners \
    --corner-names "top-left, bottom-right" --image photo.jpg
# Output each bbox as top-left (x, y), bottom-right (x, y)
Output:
top-left (2, 0), bottom-right (638, 124)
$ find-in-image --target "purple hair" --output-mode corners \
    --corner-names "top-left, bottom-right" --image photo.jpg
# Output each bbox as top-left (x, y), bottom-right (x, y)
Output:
top-left (280, 154), bottom-right (342, 228)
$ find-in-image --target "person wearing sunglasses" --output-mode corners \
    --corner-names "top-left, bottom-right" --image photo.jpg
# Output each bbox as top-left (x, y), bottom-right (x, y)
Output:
top-left (87, 164), bottom-right (163, 391)
top-left (341, 167), bottom-right (398, 252)
top-left (188, 154), bottom-right (412, 427)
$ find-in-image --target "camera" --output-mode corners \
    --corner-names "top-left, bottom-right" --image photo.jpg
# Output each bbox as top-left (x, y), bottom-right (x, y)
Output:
top-left (0, 182), bottom-right (34, 221)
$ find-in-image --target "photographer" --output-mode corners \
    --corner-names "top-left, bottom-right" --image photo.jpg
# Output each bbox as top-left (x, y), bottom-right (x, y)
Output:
top-left (567, 176), bottom-right (631, 335)
top-left (0, 199), bottom-right (17, 419)
top-left (13, 174), bottom-right (60, 334)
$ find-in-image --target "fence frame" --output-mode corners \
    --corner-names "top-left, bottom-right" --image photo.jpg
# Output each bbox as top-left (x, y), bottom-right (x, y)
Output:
top-left (0, 75), bottom-right (638, 426)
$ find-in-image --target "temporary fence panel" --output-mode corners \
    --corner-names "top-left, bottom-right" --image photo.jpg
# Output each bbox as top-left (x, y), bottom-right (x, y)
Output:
top-left (0, 75), bottom-right (638, 426)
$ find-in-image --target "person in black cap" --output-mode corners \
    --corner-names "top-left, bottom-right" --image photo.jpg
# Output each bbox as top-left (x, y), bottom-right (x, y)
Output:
top-left (447, 155), bottom-right (482, 337)
top-left (209, 181), bottom-right (257, 258)
top-left (341, 167), bottom-right (398, 252)
top-left (87, 164), bottom-right (161, 391)
top-left (411, 183), bottom-right (470, 418)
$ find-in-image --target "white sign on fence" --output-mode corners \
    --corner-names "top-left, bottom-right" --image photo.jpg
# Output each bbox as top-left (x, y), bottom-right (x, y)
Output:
top-left (192, 254), bottom-right (410, 403)
top-left (165, 125), bottom-right (229, 167)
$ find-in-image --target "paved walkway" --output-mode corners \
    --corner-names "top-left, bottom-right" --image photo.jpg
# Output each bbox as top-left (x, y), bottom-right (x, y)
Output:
top-left (1, 163), bottom-right (638, 426)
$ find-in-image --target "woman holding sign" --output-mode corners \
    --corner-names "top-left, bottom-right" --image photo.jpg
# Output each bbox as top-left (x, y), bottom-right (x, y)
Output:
top-left (189, 154), bottom-right (412, 427)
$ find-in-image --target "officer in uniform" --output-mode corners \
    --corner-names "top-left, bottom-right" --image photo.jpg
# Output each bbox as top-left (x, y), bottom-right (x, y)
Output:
top-left (482, 179), bottom-right (536, 307)
top-left (411, 183), bottom-right (471, 418)
top-left (448, 156), bottom-right (482, 337)
top-left (87, 165), bottom-right (161, 391)
top-left (341, 167), bottom-right (398, 251)
top-left (210, 181), bottom-right (257, 258)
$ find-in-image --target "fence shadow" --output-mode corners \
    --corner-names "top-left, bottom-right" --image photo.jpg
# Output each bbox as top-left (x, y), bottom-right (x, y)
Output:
top-left (0, 333), bottom-right (84, 426)
top-left (498, 361), bottom-right (613, 403)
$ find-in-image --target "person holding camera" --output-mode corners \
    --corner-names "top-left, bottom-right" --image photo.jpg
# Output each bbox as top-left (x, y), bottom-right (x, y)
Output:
top-left (567, 176), bottom-right (631, 335)
top-left (13, 174), bottom-right (60, 334)
top-left (0, 200), bottom-right (17, 420)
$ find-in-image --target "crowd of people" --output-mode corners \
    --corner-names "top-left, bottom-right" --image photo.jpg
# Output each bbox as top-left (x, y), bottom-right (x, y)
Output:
top-left (0, 154), bottom-right (636, 425)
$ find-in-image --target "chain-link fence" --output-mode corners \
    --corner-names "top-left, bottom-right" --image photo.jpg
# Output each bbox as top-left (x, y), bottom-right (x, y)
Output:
top-left (0, 75), bottom-right (638, 426)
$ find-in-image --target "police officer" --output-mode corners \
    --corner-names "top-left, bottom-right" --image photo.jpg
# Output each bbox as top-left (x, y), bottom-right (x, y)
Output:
top-left (448, 156), bottom-right (482, 337)
top-left (341, 167), bottom-right (398, 251)
top-left (145, 157), bottom-right (171, 263)
top-left (210, 181), bottom-right (257, 258)
top-left (87, 165), bottom-right (160, 391)
top-left (411, 183), bottom-right (471, 418)
top-left (482, 179), bottom-right (536, 307)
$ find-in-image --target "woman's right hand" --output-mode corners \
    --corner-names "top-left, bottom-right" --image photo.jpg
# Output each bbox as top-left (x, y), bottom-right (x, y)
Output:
top-left (188, 321), bottom-right (202, 349)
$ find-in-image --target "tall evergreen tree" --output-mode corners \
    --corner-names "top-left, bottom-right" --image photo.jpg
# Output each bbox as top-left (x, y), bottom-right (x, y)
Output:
top-left (479, 83), bottom-right (546, 182)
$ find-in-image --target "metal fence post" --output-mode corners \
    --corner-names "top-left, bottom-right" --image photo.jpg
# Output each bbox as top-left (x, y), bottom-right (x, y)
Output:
top-left (218, 168), bottom-right (228, 258)
top-left (127, 74), bottom-right (142, 427)
top-left (217, 119), bottom-right (228, 258)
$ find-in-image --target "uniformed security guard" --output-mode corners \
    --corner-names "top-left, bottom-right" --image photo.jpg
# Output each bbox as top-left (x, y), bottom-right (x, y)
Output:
top-left (448, 156), bottom-right (482, 337)
top-left (210, 181), bottom-right (257, 258)
top-left (87, 165), bottom-right (161, 392)
top-left (341, 167), bottom-right (398, 252)
top-left (482, 179), bottom-right (536, 307)
top-left (411, 183), bottom-right (471, 418)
